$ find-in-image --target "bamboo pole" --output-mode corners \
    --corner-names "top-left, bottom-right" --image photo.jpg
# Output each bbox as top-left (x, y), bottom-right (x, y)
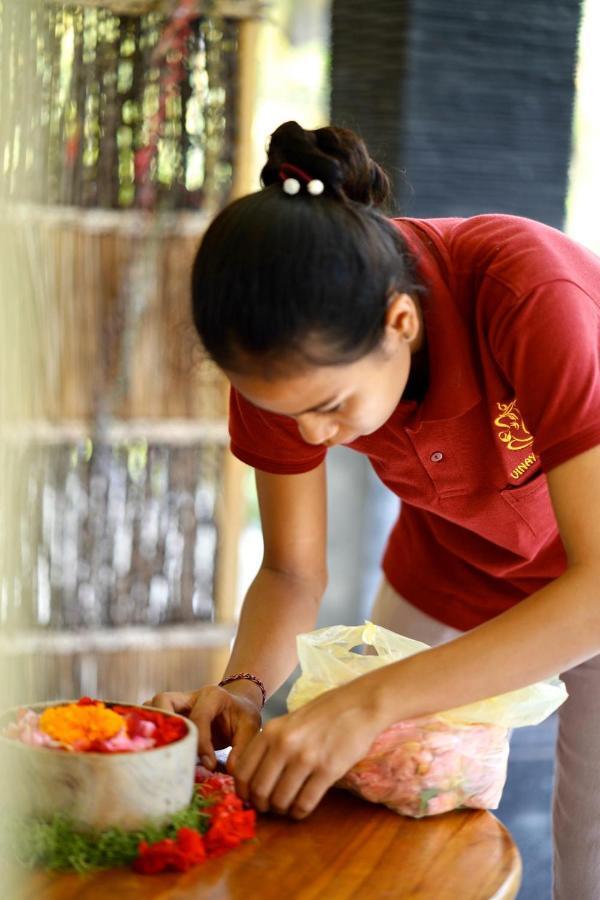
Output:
top-left (230, 17), bottom-right (260, 201)
top-left (210, 14), bottom-right (260, 678)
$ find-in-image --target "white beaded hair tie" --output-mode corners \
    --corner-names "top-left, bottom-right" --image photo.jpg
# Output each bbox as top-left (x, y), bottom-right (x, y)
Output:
top-left (279, 163), bottom-right (325, 197)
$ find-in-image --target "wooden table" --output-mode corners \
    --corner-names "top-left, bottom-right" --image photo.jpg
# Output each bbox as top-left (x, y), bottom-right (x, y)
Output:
top-left (12, 788), bottom-right (521, 899)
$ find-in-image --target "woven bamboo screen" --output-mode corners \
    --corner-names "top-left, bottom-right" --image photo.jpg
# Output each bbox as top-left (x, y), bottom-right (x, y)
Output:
top-left (0, 0), bottom-right (261, 702)
top-left (2, 0), bottom-right (252, 210)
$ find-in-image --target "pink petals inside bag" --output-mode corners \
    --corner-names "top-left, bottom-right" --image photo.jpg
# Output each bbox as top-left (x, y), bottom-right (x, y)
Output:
top-left (287, 622), bottom-right (567, 817)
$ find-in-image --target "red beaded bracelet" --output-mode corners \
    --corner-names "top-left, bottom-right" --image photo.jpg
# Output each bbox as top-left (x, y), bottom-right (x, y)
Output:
top-left (218, 673), bottom-right (266, 709)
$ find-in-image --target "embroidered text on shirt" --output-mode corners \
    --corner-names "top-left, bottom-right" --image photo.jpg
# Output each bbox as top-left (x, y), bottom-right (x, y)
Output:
top-left (510, 452), bottom-right (538, 480)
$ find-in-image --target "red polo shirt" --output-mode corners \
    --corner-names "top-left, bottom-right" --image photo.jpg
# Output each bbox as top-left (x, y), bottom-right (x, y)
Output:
top-left (228, 215), bottom-right (600, 630)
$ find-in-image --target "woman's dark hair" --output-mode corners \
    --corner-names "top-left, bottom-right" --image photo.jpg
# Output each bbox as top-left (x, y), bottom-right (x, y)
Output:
top-left (191, 120), bottom-right (423, 373)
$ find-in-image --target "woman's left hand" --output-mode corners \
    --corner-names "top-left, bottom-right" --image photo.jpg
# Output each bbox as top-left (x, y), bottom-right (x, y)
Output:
top-left (232, 680), bottom-right (386, 819)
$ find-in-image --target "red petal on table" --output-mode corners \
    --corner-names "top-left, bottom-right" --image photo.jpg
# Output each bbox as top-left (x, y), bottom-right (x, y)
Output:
top-left (204, 808), bottom-right (256, 857)
top-left (133, 830), bottom-right (207, 874)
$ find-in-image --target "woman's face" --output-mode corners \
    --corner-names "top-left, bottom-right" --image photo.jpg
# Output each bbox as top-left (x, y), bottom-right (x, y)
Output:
top-left (226, 293), bottom-right (422, 448)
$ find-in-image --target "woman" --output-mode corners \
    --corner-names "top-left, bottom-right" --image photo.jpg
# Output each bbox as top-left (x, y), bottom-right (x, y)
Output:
top-left (150, 121), bottom-right (600, 898)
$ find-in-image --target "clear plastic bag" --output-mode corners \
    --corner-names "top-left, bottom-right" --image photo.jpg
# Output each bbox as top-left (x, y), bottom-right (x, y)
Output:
top-left (287, 621), bottom-right (567, 817)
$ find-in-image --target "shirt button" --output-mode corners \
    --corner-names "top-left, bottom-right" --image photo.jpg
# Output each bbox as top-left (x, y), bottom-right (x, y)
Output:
top-left (430, 451), bottom-right (444, 463)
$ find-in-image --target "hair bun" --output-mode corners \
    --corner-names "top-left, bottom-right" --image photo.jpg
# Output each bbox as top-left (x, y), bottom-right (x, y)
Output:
top-left (261, 121), bottom-right (392, 208)
top-left (261, 121), bottom-right (344, 195)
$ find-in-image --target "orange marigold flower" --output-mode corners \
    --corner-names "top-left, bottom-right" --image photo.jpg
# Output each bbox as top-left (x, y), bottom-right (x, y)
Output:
top-left (39, 702), bottom-right (125, 746)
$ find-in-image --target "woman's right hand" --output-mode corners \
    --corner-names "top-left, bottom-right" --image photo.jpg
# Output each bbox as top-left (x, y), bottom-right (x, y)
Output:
top-left (145, 685), bottom-right (262, 773)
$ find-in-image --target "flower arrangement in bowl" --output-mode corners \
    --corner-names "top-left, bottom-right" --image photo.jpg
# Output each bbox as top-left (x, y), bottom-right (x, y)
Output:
top-left (0, 697), bottom-right (197, 831)
top-left (0, 699), bottom-right (257, 875)
top-left (5, 696), bottom-right (189, 754)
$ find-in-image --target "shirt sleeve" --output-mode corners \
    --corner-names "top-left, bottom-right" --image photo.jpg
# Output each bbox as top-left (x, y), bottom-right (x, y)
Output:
top-left (228, 387), bottom-right (327, 474)
top-left (486, 278), bottom-right (600, 472)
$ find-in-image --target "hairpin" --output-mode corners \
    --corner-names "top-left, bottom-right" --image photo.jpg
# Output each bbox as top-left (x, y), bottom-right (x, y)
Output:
top-left (279, 163), bottom-right (324, 197)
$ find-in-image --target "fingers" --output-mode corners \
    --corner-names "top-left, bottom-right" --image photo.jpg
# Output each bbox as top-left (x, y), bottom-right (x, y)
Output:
top-left (234, 725), bottom-right (328, 819)
top-left (245, 747), bottom-right (289, 813)
top-left (144, 690), bottom-right (217, 768)
top-left (189, 692), bottom-right (226, 770)
top-left (259, 746), bottom-right (327, 818)
top-left (268, 765), bottom-right (312, 815)
top-left (144, 691), bottom-right (193, 714)
top-left (233, 733), bottom-right (270, 805)
top-left (237, 743), bottom-right (327, 818)
top-left (289, 772), bottom-right (329, 820)
top-left (143, 686), bottom-right (263, 775)
top-left (226, 714), bottom-right (261, 774)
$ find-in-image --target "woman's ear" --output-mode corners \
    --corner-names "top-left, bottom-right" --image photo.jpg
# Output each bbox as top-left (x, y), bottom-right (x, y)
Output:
top-left (383, 292), bottom-right (421, 350)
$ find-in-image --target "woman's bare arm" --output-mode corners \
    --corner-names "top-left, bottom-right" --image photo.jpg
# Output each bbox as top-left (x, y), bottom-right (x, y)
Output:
top-left (233, 445), bottom-right (600, 817)
top-left (220, 462), bottom-right (328, 708)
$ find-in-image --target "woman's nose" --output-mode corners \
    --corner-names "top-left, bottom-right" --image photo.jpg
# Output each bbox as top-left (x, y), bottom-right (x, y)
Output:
top-left (297, 414), bottom-right (339, 445)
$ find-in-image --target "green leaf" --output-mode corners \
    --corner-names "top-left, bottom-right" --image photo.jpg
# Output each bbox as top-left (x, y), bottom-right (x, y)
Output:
top-left (419, 788), bottom-right (440, 815)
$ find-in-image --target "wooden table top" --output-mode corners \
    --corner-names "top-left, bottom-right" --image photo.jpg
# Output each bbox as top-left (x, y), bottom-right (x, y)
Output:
top-left (12, 788), bottom-right (521, 900)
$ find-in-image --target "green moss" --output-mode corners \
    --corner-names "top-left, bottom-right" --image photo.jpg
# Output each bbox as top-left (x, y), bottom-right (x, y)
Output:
top-left (1, 790), bottom-right (212, 873)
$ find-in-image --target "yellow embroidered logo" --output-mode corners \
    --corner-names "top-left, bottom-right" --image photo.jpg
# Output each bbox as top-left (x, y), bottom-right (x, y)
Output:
top-left (494, 400), bottom-right (534, 452)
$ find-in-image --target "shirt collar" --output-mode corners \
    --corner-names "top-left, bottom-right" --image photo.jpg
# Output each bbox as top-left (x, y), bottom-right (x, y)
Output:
top-left (393, 218), bottom-right (481, 430)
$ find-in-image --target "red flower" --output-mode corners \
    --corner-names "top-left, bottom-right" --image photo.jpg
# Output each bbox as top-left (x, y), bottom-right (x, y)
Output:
top-left (133, 828), bottom-right (206, 874)
top-left (204, 805), bottom-right (256, 858)
top-left (211, 794), bottom-right (244, 817)
top-left (194, 771), bottom-right (256, 856)
top-left (174, 827), bottom-right (206, 865)
top-left (132, 768), bottom-right (256, 875)
top-left (133, 838), bottom-right (178, 874)
top-left (195, 772), bottom-right (236, 799)
top-left (111, 705), bottom-right (187, 747)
